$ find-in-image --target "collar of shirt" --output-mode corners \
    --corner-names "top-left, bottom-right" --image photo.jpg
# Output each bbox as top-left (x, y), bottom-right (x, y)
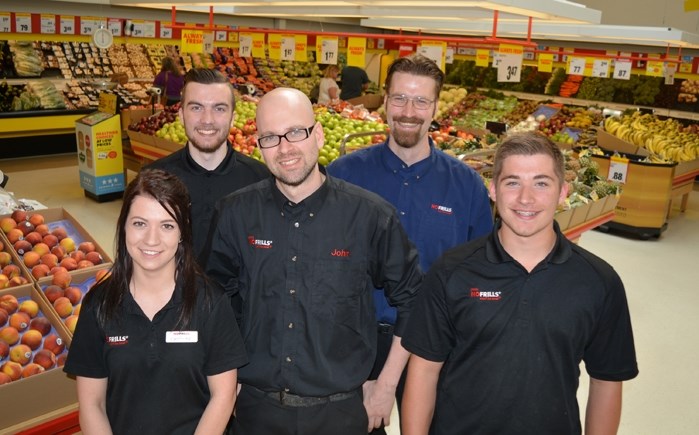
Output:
top-left (271, 166), bottom-right (331, 220)
top-left (123, 280), bottom-right (184, 318)
top-left (182, 141), bottom-right (237, 175)
top-left (485, 219), bottom-right (572, 266)
top-left (379, 137), bottom-right (437, 180)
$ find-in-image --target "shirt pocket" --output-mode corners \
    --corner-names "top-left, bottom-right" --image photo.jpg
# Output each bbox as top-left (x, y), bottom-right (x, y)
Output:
top-left (311, 259), bottom-right (367, 328)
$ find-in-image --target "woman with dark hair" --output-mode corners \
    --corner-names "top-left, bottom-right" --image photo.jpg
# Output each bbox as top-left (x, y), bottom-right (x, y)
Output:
top-left (154, 56), bottom-right (184, 106)
top-left (64, 169), bottom-right (246, 435)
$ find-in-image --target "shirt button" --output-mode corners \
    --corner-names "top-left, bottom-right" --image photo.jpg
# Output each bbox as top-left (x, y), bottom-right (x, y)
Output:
top-left (291, 255), bottom-right (297, 262)
top-left (288, 322), bottom-right (294, 329)
top-left (403, 182), bottom-right (409, 186)
top-left (294, 222), bottom-right (299, 228)
top-left (309, 213), bottom-right (314, 217)
top-left (289, 289), bottom-right (296, 295)
top-left (284, 388), bottom-right (290, 392)
top-left (281, 212), bottom-right (284, 217)
top-left (400, 211), bottom-right (405, 215)
top-left (286, 356), bottom-right (292, 363)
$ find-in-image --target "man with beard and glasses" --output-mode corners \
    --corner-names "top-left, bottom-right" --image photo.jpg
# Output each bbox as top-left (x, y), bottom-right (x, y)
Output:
top-left (146, 68), bottom-right (269, 262)
top-left (203, 87), bottom-right (422, 435)
top-left (327, 54), bottom-right (493, 434)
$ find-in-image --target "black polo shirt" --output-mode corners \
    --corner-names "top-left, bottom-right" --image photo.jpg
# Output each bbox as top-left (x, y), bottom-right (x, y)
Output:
top-left (64, 278), bottom-right (247, 435)
top-left (205, 174), bottom-right (422, 397)
top-left (403, 221), bottom-right (638, 435)
top-left (145, 143), bottom-right (270, 260)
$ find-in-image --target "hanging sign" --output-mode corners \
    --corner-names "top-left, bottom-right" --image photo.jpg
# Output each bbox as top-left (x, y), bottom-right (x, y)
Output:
top-left (476, 49), bottom-right (490, 67)
top-left (317, 36), bottom-right (339, 65)
top-left (347, 37), bottom-right (367, 68)
top-left (613, 60), bottom-right (632, 80)
top-left (239, 33), bottom-right (253, 57)
top-left (108, 19), bottom-right (122, 37)
top-left (251, 33), bottom-right (265, 58)
top-left (268, 34), bottom-right (282, 60)
top-left (281, 35), bottom-right (295, 61)
top-left (497, 44), bottom-right (523, 82)
top-left (538, 53), bottom-right (554, 73)
top-left (592, 59), bottom-right (610, 78)
top-left (41, 14), bottom-right (56, 34)
top-left (143, 21), bottom-right (156, 38)
top-left (80, 17), bottom-right (99, 35)
top-left (216, 30), bottom-right (227, 42)
top-left (203, 32), bottom-right (214, 54)
top-left (0, 13), bottom-right (10, 33)
top-left (160, 21), bottom-right (173, 39)
top-left (646, 60), bottom-right (664, 77)
top-left (446, 47), bottom-right (454, 64)
top-left (181, 29), bottom-right (205, 53)
top-left (418, 41), bottom-right (446, 71)
top-left (60, 16), bottom-right (75, 34)
top-left (607, 155), bottom-right (629, 184)
top-left (664, 63), bottom-right (677, 85)
top-left (567, 57), bottom-right (586, 75)
top-left (15, 13), bottom-right (32, 33)
top-left (295, 34), bottom-right (308, 62)
top-left (228, 32), bottom-right (238, 43)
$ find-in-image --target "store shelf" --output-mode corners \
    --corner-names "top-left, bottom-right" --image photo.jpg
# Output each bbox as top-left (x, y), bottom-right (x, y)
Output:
top-left (0, 109), bottom-right (92, 138)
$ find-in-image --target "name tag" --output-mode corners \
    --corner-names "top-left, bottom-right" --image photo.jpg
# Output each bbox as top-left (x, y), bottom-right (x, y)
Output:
top-left (165, 331), bottom-right (198, 343)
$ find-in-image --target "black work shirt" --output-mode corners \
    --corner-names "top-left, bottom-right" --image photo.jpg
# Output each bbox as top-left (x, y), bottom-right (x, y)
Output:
top-left (146, 144), bottom-right (270, 260)
top-left (205, 175), bottom-right (421, 397)
top-left (403, 221), bottom-right (638, 435)
top-left (64, 278), bottom-right (247, 435)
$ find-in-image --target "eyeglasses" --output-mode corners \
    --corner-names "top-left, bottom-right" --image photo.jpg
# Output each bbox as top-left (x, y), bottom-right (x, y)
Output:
top-left (257, 125), bottom-right (316, 149)
top-left (387, 94), bottom-right (435, 110)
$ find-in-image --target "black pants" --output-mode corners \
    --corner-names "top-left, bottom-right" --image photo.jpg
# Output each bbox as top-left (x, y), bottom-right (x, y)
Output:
top-left (368, 323), bottom-right (407, 435)
top-left (232, 385), bottom-right (368, 435)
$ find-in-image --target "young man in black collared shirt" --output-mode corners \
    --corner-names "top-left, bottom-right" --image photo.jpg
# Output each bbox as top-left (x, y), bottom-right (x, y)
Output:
top-left (402, 132), bottom-right (638, 435)
top-left (204, 87), bottom-right (421, 435)
top-left (146, 68), bottom-right (269, 260)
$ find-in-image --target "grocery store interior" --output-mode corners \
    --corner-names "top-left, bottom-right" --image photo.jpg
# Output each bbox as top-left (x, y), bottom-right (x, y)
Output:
top-left (2, 0), bottom-right (699, 434)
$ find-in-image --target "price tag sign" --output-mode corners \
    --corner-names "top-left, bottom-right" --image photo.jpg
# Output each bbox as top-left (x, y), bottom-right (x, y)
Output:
top-left (15, 13), bottom-right (32, 33)
top-left (251, 33), bottom-right (265, 58)
top-left (492, 52), bottom-right (502, 68)
top-left (160, 22), bottom-right (172, 39)
top-left (476, 49), bottom-right (490, 67)
top-left (497, 53), bottom-right (522, 82)
top-left (613, 60), bottom-right (632, 80)
top-left (81, 17), bottom-right (97, 35)
top-left (239, 33), bottom-right (252, 58)
top-left (131, 20), bottom-right (144, 37)
top-left (445, 47), bottom-right (454, 64)
top-left (98, 93), bottom-right (118, 115)
top-left (203, 32), bottom-right (214, 54)
top-left (0, 13), bottom-right (10, 33)
top-left (41, 14), bottom-right (56, 34)
top-left (607, 155), bottom-right (629, 184)
top-left (108, 19), bottom-right (122, 37)
top-left (664, 63), bottom-right (677, 85)
top-left (215, 30), bottom-right (227, 42)
top-left (538, 53), bottom-right (554, 73)
top-left (567, 57), bottom-right (585, 75)
top-left (143, 21), bottom-right (156, 38)
top-left (592, 59), bottom-right (609, 78)
top-left (318, 36), bottom-right (338, 65)
top-left (646, 60), bottom-right (663, 77)
top-left (281, 36), bottom-right (295, 61)
top-left (295, 34), bottom-right (308, 62)
top-left (418, 41), bottom-right (446, 71)
top-left (60, 16), bottom-right (75, 35)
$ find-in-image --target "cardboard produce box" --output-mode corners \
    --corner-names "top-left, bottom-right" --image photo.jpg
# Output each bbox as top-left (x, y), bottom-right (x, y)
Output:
top-left (0, 231), bottom-right (33, 288)
top-left (0, 208), bottom-right (113, 283)
top-left (347, 94), bottom-right (383, 110)
top-left (0, 285), bottom-right (75, 433)
top-left (37, 264), bottom-right (112, 343)
top-left (120, 107), bottom-right (156, 132)
top-left (596, 128), bottom-right (650, 157)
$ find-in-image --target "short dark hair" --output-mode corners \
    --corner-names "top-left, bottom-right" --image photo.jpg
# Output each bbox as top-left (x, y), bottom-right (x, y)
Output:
top-left (493, 132), bottom-right (565, 185)
top-left (90, 169), bottom-right (205, 329)
top-left (385, 54), bottom-right (445, 99)
top-left (182, 68), bottom-right (235, 106)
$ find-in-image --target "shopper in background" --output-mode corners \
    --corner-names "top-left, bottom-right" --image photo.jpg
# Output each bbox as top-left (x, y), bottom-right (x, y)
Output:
top-left (402, 132), bottom-right (639, 435)
top-left (327, 53), bottom-right (493, 434)
top-left (153, 56), bottom-right (185, 106)
top-left (146, 68), bottom-right (270, 262)
top-left (64, 169), bottom-right (247, 435)
top-left (317, 64), bottom-right (341, 105)
top-left (339, 65), bottom-right (370, 101)
top-left (203, 87), bottom-right (422, 435)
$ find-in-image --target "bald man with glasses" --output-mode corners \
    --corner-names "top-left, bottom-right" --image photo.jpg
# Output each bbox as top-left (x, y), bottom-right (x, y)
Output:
top-left (204, 87), bottom-right (422, 435)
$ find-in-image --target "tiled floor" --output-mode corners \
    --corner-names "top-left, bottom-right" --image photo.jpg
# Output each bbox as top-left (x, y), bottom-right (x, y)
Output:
top-left (2, 155), bottom-right (698, 434)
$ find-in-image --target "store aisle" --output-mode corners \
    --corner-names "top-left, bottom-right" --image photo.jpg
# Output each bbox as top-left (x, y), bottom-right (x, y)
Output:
top-left (2, 156), bottom-right (698, 434)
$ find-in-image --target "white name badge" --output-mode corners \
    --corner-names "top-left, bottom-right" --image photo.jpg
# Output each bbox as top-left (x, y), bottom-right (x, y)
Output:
top-left (166, 331), bottom-right (198, 343)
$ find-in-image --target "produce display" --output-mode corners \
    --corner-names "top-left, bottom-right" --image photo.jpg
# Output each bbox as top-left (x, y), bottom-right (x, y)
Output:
top-left (603, 113), bottom-right (699, 162)
top-left (7, 41), bottom-right (43, 77)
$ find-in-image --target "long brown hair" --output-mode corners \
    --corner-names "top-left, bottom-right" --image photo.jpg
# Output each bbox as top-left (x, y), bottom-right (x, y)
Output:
top-left (160, 56), bottom-right (182, 77)
top-left (88, 169), bottom-right (206, 329)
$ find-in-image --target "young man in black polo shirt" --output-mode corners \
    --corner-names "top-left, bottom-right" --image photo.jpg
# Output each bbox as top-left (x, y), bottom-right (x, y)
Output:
top-left (204, 87), bottom-right (421, 435)
top-left (146, 68), bottom-right (269, 260)
top-left (402, 132), bottom-right (638, 435)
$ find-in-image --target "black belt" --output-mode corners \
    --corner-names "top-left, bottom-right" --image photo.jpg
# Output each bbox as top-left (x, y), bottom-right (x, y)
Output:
top-left (378, 322), bottom-right (394, 334)
top-left (245, 384), bottom-right (358, 408)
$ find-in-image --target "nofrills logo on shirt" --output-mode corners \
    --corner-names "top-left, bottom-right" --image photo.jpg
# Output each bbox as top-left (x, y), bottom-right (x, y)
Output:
top-left (469, 288), bottom-right (502, 301)
top-left (431, 204), bottom-right (453, 215)
top-left (247, 235), bottom-right (273, 249)
top-left (106, 335), bottom-right (129, 346)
